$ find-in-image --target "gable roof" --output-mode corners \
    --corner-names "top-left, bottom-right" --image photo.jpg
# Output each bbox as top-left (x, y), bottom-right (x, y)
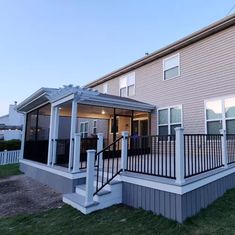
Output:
top-left (17, 86), bottom-right (155, 113)
top-left (85, 13), bottom-right (235, 88)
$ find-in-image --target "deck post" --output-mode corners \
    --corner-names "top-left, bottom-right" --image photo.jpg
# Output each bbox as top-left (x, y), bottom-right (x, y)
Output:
top-left (97, 133), bottom-right (104, 168)
top-left (85, 149), bottom-right (96, 206)
top-left (51, 106), bottom-right (59, 166)
top-left (220, 129), bottom-right (228, 168)
top-left (20, 113), bottom-right (27, 160)
top-left (121, 131), bottom-right (129, 171)
top-left (175, 127), bottom-right (185, 185)
top-left (47, 105), bottom-right (55, 166)
top-left (72, 133), bottom-right (81, 173)
top-left (69, 100), bottom-right (78, 171)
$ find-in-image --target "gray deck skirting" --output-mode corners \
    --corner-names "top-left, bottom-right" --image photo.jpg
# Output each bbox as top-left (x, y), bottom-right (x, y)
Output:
top-left (122, 171), bottom-right (235, 223)
top-left (20, 162), bottom-right (85, 193)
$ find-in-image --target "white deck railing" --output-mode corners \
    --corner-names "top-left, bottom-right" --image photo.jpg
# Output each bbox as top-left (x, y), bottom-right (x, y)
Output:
top-left (0, 150), bottom-right (20, 165)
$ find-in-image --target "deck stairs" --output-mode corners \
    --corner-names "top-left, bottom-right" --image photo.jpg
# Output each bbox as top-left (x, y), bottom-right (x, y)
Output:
top-left (63, 173), bottom-right (122, 214)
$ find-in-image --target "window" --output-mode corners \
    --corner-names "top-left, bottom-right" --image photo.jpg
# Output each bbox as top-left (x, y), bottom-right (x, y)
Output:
top-left (93, 120), bottom-right (97, 135)
top-left (80, 122), bottom-right (88, 138)
top-left (119, 72), bottom-right (135, 97)
top-left (205, 96), bottom-right (235, 134)
top-left (103, 83), bottom-right (108, 94)
top-left (158, 106), bottom-right (182, 135)
top-left (163, 54), bottom-right (180, 80)
top-left (110, 117), bottom-right (119, 133)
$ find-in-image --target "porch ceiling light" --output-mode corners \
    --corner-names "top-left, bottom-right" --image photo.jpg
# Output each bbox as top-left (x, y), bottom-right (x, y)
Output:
top-left (101, 110), bottom-right (105, 115)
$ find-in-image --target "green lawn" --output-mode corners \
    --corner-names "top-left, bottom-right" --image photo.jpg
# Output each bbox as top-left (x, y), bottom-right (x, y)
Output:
top-left (1, 188), bottom-right (235, 235)
top-left (0, 164), bottom-right (22, 179)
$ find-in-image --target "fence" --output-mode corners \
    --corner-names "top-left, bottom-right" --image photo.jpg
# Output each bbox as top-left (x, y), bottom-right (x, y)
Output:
top-left (0, 150), bottom-right (20, 165)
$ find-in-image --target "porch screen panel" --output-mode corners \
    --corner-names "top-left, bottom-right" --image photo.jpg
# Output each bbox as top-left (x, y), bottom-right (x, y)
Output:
top-left (24, 104), bottom-right (51, 163)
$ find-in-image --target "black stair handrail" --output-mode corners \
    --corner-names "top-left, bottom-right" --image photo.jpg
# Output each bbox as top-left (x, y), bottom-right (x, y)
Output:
top-left (94, 136), bottom-right (123, 195)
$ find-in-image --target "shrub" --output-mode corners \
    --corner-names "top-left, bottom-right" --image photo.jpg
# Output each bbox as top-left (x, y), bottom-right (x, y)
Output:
top-left (0, 139), bottom-right (21, 151)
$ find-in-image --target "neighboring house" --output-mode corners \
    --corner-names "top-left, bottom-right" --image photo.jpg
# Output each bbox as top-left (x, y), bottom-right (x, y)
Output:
top-left (18, 14), bottom-right (235, 223)
top-left (0, 102), bottom-right (24, 140)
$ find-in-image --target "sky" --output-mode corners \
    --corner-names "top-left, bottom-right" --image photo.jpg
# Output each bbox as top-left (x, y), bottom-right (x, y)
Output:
top-left (0, 0), bottom-right (234, 116)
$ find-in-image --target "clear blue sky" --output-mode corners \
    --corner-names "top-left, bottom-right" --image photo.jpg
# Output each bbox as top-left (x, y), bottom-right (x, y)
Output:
top-left (0, 0), bottom-right (234, 115)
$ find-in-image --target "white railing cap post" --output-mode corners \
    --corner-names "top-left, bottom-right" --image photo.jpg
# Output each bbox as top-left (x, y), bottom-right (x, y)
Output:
top-left (85, 149), bottom-right (96, 206)
top-left (175, 127), bottom-right (185, 185)
top-left (220, 129), bottom-right (228, 168)
top-left (97, 133), bottom-right (104, 138)
top-left (219, 129), bottom-right (226, 135)
top-left (122, 131), bottom-right (129, 137)
top-left (121, 131), bottom-right (128, 171)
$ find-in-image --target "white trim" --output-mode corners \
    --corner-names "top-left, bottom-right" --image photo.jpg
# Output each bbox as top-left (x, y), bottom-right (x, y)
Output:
top-left (20, 159), bottom-right (86, 179)
top-left (26, 101), bottom-right (50, 114)
top-left (92, 120), bottom-right (97, 135)
top-left (20, 114), bottom-right (27, 160)
top-left (52, 94), bottom-right (75, 107)
top-left (157, 105), bottom-right (183, 135)
top-left (119, 72), bottom-right (136, 97)
top-left (121, 163), bottom-right (235, 195)
top-left (80, 121), bottom-right (89, 138)
top-left (204, 94), bottom-right (235, 134)
top-left (162, 53), bottom-right (180, 81)
top-left (103, 83), bottom-right (108, 94)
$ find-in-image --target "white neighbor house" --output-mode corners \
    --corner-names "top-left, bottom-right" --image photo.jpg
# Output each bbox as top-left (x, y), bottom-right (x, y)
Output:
top-left (0, 102), bottom-right (24, 140)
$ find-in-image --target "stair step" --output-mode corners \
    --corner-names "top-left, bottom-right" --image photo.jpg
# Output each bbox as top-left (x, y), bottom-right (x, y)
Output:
top-left (76, 184), bottom-right (111, 196)
top-left (63, 193), bottom-right (99, 212)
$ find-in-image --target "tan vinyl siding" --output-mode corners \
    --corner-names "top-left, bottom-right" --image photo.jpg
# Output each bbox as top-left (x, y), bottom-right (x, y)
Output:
top-left (93, 26), bottom-right (235, 134)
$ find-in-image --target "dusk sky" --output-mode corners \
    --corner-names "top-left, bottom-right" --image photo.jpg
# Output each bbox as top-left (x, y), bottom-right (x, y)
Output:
top-left (0, 0), bottom-right (234, 116)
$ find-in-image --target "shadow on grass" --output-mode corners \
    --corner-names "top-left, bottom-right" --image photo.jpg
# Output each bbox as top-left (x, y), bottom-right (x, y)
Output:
top-left (1, 188), bottom-right (235, 234)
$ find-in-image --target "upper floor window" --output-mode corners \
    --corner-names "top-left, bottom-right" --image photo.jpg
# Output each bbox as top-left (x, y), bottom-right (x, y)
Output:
top-left (119, 72), bottom-right (135, 97)
top-left (103, 83), bottom-right (108, 94)
top-left (163, 54), bottom-right (180, 80)
top-left (158, 105), bottom-right (182, 135)
top-left (205, 96), bottom-right (235, 134)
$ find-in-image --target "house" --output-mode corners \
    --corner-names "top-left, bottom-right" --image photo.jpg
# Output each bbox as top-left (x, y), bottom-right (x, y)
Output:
top-left (0, 102), bottom-right (24, 140)
top-left (18, 14), bottom-right (235, 223)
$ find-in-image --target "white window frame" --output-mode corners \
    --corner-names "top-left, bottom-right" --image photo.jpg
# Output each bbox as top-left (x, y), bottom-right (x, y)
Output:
top-left (157, 105), bottom-right (183, 135)
top-left (80, 121), bottom-right (89, 138)
top-left (103, 83), bottom-right (108, 94)
top-left (204, 95), bottom-right (235, 134)
top-left (119, 72), bottom-right (135, 97)
top-left (162, 53), bottom-right (180, 81)
top-left (92, 120), bottom-right (97, 135)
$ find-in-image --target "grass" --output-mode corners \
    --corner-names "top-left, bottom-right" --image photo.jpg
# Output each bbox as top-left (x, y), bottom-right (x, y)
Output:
top-left (1, 164), bottom-right (235, 234)
top-left (1, 188), bottom-right (235, 234)
top-left (0, 164), bottom-right (22, 179)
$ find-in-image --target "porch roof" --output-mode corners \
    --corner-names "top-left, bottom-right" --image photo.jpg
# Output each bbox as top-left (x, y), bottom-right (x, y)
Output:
top-left (17, 86), bottom-right (155, 113)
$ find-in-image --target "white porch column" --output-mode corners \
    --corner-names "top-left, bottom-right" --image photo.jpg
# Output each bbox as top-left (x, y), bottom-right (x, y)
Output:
top-left (69, 100), bottom-right (78, 171)
top-left (121, 131), bottom-right (129, 171)
top-left (20, 113), bottom-right (27, 160)
top-left (85, 149), bottom-right (96, 206)
top-left (175, 127), bottom-right (185, 185)
top-left (220, 129), bottom-right (228, 168)
top-left (47, 105), bottom-right (55, 165)
top-left (97, 133), bottom-right (104, 167)
top-left (72, 133), bottom-right (81, 173)
top-left (52, 107), bottom-right (59, 166)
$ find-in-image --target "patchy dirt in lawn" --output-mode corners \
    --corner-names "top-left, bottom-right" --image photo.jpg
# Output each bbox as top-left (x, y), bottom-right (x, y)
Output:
top-left (0, 175), bottom-right (63, 217)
